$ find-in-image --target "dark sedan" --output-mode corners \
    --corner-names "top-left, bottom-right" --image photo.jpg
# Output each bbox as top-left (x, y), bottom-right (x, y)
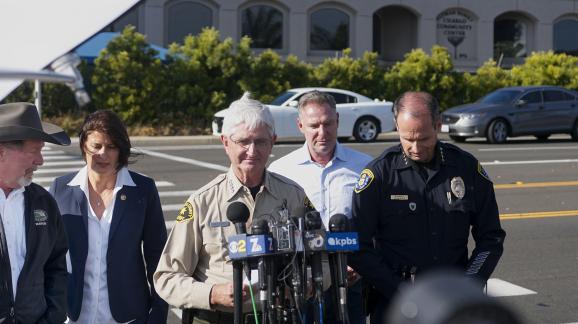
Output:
top-left (441, 86), bottom-right (578, 143)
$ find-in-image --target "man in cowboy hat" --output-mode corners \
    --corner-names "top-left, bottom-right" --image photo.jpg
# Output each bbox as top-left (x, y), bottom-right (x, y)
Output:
top-left (0, 102), bottom-right (70, 323)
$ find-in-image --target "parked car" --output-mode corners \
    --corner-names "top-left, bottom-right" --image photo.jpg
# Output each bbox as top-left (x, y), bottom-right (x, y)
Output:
top-left (441, 86), bottom-right (578, 143)
top-left (212, 87), bottom-right (395, 142)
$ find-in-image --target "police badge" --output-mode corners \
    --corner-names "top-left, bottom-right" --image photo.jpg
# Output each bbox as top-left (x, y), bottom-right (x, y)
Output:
top-left (450, 177), bottom-right (466, 199)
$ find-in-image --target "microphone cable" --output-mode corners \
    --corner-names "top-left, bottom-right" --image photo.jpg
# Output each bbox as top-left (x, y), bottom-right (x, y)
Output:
top-left (246, 270), bottom-right (261, 324)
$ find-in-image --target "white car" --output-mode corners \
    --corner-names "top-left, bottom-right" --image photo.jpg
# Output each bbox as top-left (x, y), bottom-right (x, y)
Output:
top-left (212, 87), bottom-right (394, 142)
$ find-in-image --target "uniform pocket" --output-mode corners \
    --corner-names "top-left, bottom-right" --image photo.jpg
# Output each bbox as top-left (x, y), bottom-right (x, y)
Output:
top-left (446, 199), bottom-right (473, 243)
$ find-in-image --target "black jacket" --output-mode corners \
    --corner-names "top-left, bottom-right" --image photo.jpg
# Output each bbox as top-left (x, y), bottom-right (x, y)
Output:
top-left (1, 183), bottom-right (68, 324)
top-left (349, 142), bottom-right (506, 300)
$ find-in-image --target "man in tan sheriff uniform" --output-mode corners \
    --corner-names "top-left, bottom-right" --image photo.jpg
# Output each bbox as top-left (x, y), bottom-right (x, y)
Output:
top-left (154, 93), bottom-right (311, 324)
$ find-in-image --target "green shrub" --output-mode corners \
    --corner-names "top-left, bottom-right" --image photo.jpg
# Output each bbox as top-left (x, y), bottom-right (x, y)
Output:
top-left (164, 27), bottom-right (251, 124)
top-left (383, 46), bottom-right (460, 109)
top-left (92, 26), bottom-right (165, 124)
top-left (314, 49), bottom-right (385, 99)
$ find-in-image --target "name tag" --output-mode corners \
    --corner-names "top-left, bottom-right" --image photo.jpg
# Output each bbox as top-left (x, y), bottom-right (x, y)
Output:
top-left (390, 194), bottom-right (409, 201)
top-left (209, 221), bottom-right (230, 228)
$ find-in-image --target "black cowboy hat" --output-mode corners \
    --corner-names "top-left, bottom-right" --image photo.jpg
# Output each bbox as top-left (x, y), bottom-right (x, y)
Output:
top-left (0, 102), bottom-right (71, 145)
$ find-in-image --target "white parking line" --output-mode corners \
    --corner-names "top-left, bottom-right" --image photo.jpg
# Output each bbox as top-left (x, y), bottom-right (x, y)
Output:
top-left (37, 176), bottom-right (174, 187)
top-left (42, 161), bottom-right (85, 167)
top-left (481, 159), bottom-right (578, 166)
top-left (162, 204), bottom-right (184, 212)
top-left (36, 167), bottom-right (82, 174)
top-left (39, 150), bottom-right (66, 155)
top-left (479, 146), bottom-right (578, 152)
top-left (43, 156), bottom-right (78, 161)
top-left (159, 190), bottom-right (195, 198)
top-left (134, 148), bottom-right (228, 172)
top-left (486, 278), bottom-right (537, 297)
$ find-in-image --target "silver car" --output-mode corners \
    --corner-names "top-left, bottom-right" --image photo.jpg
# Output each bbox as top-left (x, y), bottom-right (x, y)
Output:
top-left (441, 86), bottom-right (578, 143)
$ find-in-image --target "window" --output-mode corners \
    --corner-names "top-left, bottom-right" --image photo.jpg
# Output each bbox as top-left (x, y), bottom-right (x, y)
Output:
top-left (241, 5), bottom-right (283, 49)
top-left (543, 90), bottom-right (566, 102)
top-left (563, 92), bottom-right (577, 101)
top-left (166, 1), bottom-right (213, 45)
top-left (554, 18), bottom-right (578, 56)
top-left (494, 18), bottom-right (527, 59)
top-left (327, 92), bottom-right (356, 104)
top-left (310, 8), bottom-right (349, 51)
top-left (520, 91), bottom-right (541, 104)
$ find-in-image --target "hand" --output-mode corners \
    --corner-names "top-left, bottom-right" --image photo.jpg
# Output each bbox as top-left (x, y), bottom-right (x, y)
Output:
top-left (210, 283), bottom-right (249, 308)
top-left (346, 266), bottom-right (360, 287)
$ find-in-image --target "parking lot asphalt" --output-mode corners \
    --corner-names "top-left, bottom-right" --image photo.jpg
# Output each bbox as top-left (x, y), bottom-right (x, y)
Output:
top-left (44, 132), bottom-right (578, 324)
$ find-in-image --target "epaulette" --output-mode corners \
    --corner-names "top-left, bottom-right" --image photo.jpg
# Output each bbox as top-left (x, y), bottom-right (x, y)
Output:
top-left (192, 173), bottom-right (228, 199)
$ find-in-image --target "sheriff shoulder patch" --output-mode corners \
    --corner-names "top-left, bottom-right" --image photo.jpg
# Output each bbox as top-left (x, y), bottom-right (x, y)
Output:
top-left (477, 162), bottom-right (492, 182)
top-left (176, 201), bottom-right (195, 223)
top-left (354, 169), bottom-right (375, 193)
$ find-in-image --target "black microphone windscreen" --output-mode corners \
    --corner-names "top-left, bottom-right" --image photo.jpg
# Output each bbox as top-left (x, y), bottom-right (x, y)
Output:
top-left (226, 201), bottom-right (250, 224)
top-left (329, 213), bottom-right (348, 232)
top-left (251, 219), bottom-right (269, 235)
top-left (305, 211), bottom-right (322, 230)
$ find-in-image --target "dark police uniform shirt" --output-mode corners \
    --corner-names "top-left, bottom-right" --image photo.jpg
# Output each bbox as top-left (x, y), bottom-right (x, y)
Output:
top-left (349, 142), bottom-right (506, 300)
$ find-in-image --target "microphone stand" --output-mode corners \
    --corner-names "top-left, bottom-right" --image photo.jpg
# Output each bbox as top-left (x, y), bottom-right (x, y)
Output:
top-left (233, 260), bottom-right (244, 324)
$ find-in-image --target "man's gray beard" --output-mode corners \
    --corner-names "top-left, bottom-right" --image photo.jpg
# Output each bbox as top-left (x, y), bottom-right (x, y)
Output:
top-left (17, 176), bottom-right (32, 188)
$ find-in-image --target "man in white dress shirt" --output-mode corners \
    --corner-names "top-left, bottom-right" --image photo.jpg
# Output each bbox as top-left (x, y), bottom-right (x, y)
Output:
top-left (0, 102), bottom-right (70, 324)
top-left (268, 90), bottom-right (372, 323)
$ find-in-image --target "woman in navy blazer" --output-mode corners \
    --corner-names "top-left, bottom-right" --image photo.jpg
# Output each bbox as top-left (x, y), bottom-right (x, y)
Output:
top-left (49, 110), bottom-right (168, 324)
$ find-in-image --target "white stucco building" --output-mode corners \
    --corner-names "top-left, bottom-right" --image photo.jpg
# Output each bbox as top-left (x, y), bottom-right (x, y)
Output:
top-left (107, 0), bottom-right (578, 70)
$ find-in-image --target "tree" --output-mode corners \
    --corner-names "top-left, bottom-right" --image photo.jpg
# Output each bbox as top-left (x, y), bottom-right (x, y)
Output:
top-left (164, 27), bottom-right (252, 125)
top-left (383, 45), bottom-right (460, 109)
top-left (314, 49), bottom-right (385, 99)
top-left (92, 26), bottom-right (165, 124)
top-left (511, 51), bottom-right (578, 89)
top-left (463, 60), bottom-right (512, 103)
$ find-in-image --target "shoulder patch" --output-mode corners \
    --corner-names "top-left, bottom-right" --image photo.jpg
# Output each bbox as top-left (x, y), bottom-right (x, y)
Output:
top-left (354, 169), bottom-right (375, 193)
top-left (477, 162), bottom-right (492, 182)
top-left (176, 201), bottom-right (195, 223)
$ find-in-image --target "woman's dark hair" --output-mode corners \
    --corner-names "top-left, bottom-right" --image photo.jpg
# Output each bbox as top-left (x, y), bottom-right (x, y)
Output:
top-left (79, 110), bottom-right (132, 170)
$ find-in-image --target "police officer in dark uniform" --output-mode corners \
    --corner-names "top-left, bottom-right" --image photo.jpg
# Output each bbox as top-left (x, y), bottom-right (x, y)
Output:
top-left (349, 91), bottom-right (506, 324)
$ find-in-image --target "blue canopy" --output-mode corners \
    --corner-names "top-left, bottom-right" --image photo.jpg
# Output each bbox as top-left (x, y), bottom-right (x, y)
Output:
top-left (75, 32), bottom-right (168, 63)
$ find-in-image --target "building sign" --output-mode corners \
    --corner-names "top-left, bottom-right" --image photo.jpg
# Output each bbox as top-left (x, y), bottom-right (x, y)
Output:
top-left (437, 9), bottom-right (477, 61)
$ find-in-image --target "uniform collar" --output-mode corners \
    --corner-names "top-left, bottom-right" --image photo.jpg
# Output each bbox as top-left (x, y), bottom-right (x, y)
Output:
top-left (392, 142), bottom-right (449, 170)
top-left (296, 142), bottom-right (347, 165)
top-left (225, 168), bottom-right (279, 201)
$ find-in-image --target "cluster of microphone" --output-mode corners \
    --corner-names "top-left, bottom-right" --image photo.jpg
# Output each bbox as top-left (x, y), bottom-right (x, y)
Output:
top-left (225, 201), bottom-right (359, 324)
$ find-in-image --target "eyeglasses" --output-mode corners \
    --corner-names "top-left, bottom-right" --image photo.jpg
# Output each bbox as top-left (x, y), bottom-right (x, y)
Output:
top-left (229, 136), bottom-right (272, 150)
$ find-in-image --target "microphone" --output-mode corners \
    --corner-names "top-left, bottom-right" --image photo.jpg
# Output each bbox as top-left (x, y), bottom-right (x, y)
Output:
top-left (226, 201), bottom-right (250, 324)
top-left (290, 206), bottom-right (307, 317)
top-left (305, 210), bottom-right (325, 323)
top-left (227, 201), bottom-right (250, 234)
top-left (329, 214), bottom-right (351, 324)
top-left (251, 219), bottom-right (274, 324)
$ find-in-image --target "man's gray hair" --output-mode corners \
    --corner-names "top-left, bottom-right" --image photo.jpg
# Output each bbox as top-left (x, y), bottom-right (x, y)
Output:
top-left (298, 90), bottom-right (337, 115)
top-left (222, 92), bottom-right (275, 137)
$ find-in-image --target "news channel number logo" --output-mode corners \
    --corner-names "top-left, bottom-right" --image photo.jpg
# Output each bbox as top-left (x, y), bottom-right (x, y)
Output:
top-left (326, 232), bottom-right (359, 251)
top-left (228, 234), bottom-right (273, 259)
